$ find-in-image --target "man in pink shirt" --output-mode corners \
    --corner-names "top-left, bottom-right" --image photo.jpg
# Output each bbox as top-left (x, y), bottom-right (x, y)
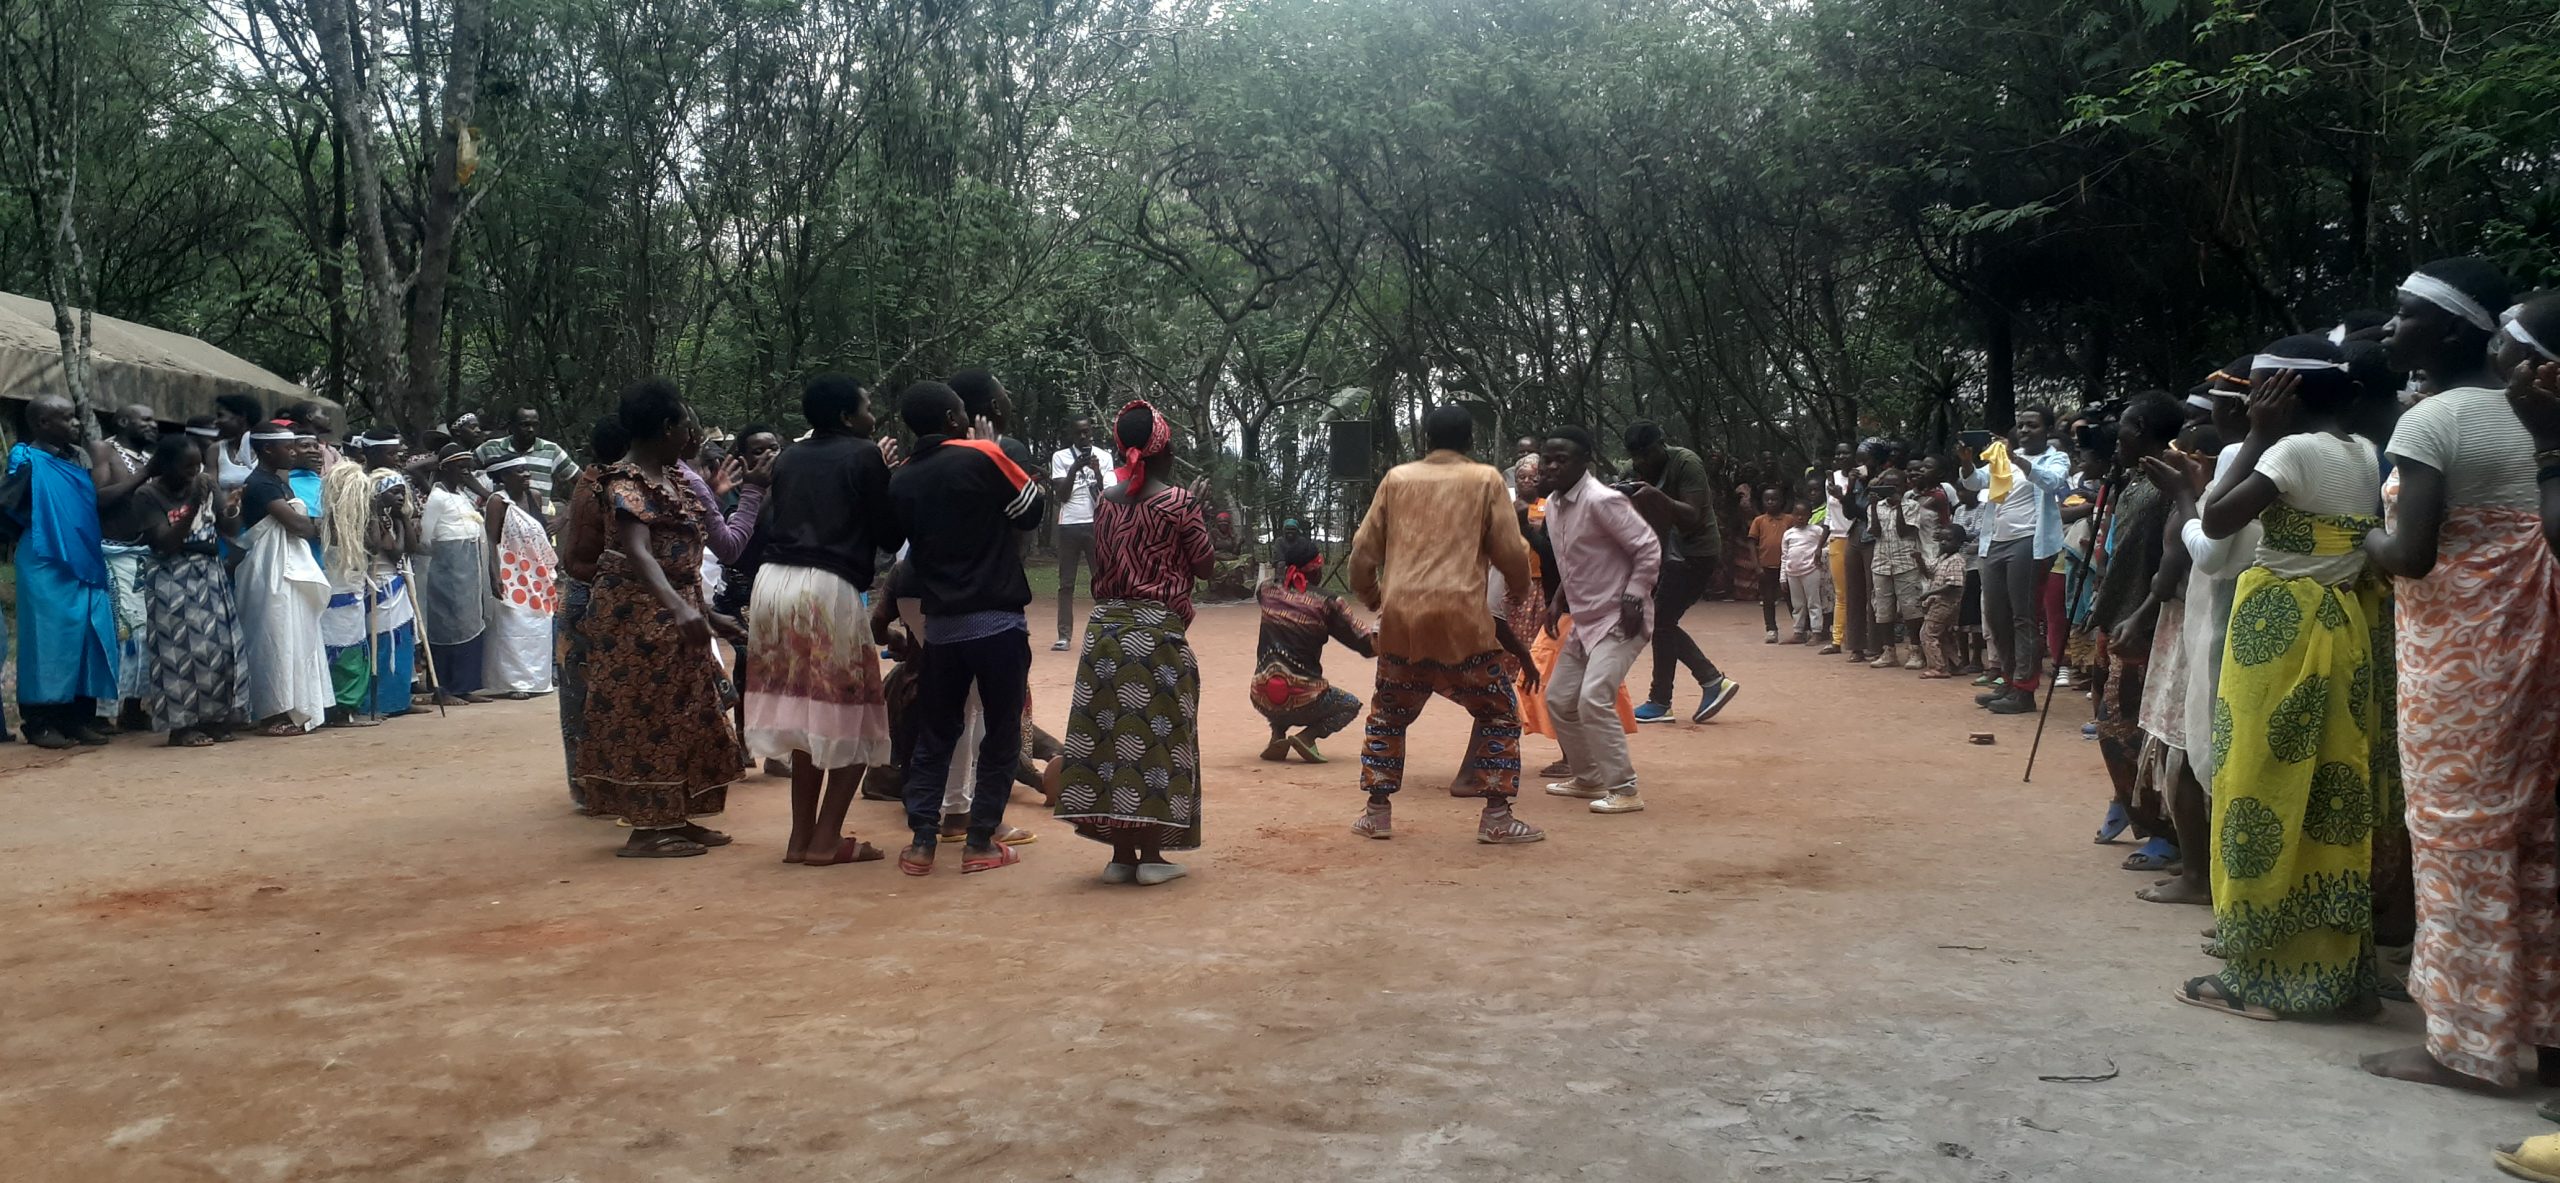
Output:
top-left (1536, 427), bottom-right (1663, 814)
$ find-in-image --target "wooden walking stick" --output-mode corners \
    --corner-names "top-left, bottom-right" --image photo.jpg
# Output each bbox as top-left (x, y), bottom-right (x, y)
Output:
top-left (2023, 475), bottom-right (2114, 784)
top-left (405, 555), bottom-right (447, 719)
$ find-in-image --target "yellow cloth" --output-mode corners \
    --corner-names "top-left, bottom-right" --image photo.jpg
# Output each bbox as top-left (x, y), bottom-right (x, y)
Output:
top-left (1982, 438), bottom-right (2016, 502)
top-left (1348, 450), bottom-right (1532, 665)
top-left (2208, 504), bottom-right (2388, 1016)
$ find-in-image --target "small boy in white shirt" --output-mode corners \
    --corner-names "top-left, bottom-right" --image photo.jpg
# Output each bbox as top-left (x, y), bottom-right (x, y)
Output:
top-left (1779, 502), bottom-right (1829, 644)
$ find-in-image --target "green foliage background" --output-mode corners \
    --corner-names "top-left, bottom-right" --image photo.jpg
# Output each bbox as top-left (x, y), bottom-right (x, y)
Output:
top-left (3, 0), bottom-right (2553, 528)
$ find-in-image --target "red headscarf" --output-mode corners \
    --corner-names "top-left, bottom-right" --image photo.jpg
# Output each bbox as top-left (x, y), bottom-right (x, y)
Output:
top-left (1114, 398), bottom-right (1171, 490)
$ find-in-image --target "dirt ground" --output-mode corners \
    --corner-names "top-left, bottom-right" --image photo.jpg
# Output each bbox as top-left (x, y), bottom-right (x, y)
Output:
top-left (0, 601), bottom-right (2531, 1182)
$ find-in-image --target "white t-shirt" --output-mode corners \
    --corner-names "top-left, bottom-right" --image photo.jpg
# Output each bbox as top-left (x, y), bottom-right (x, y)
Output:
top-left (1991, 464), bottom-right (2045, 541)
top-left (2253, 432), bottom-right (2379, 585)
top-left (1049, 446), bottom-right (1117, 526)
top-left (421, 486), bottom-right (486, 543)
top-left (217, 435), bottom-right (255, 490)
top-left (2385, 385), bottom-right (2542, 510)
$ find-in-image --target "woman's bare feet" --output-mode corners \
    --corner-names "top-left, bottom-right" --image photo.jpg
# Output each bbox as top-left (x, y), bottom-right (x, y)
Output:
top-left (2136, 877), bottom-right (2212, 905)
top-left (2361, 1045), bottom-right (2508, 1092)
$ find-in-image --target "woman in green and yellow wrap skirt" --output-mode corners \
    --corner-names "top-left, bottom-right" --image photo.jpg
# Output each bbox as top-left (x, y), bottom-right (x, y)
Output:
top-left (2182, 337), bottom-right (2391, 1021)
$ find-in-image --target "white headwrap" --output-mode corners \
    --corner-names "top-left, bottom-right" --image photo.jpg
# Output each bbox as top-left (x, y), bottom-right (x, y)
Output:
top-left (2252, 354), bottom-right (2349, 373)
top-left (2398, 271), bottom-right (2498, 333)
top-left (185, 425), bottom-right (221, 439)
top-left (2499, 304), bottom-right (2554, 362)
top-left (484, 453), bottom-right (538, 474)
top-left (2184, 393), bottom-right (2217, 411)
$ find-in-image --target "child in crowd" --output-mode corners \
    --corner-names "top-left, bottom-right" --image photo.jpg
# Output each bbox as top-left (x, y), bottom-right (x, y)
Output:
top-left (1865, 470), bottom-right (1927, 670)
top-left (1917, 523), bottom-right (1969, 677)
top-left (1779, 500), bottom-right (1827, 643)
top-left (1746, 487), bottom-right (1791, 643)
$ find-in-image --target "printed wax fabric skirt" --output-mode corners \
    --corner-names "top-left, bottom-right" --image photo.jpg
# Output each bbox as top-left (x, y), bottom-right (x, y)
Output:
top-left (2207, 506), bottom-right (2389, 1016)
top-left (144, 550), bottom-right (246, 733)
top-left (2138, 598), bottom-right (2189, 750)
top-left (556, 575), bottom-right (592, 808)
top-left (2394, 505), bottom-right (2560, 1085)
top-left (574, 549), bottom-right (745, 828)
top-left (1054, 599), bottom-right (1201, 851)
top-left (742, 564), bottom-right (889, 770)
top-left (104, 541), bottom-right (151, 707)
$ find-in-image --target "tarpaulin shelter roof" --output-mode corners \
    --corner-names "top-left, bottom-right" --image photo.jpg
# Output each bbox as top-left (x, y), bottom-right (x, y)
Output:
top-left (0, 290), bottom-right (334, 425)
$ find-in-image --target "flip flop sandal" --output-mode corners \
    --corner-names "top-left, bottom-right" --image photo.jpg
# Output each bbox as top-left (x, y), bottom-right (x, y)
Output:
top-left (2121, 838), bottom-right (2179, 872)
top-left (673, 825), bottom-right (732, 847)
top-left (253, 721), bottom-right (304, 738)
top-left (618, 833), bottom-right (709, 859)
top-left (1258, 736), bottom-right (1292, 762)
top-left (899, 847), bottom-right (935, 876)
top-left (2201, 937), bottom-right (2227, 959)
top-left (2174, 975), bottom-right (2274, 1021)
top-left (168, 732), bottom-right (217, 748)
top-left (2094, 802), bottom-right (2131, 844)
top-left (2496, 1133), bottom-right (2560, 1182)
top-left (961, 843), bottom-right (1022, 874)
top-left (1289, 736), bottom-right (1327, 764)
top-left (2537, 1098), bottom-right (2560, 1124)
top-left (801, 838), bottom-right (885, 866)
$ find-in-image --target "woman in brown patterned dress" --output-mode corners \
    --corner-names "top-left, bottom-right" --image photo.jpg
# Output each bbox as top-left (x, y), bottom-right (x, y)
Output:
top-left (575, 379), bottom-right (749, 858)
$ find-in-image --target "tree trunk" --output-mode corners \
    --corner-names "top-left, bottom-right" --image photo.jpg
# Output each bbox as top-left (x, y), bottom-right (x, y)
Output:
top-left (311, 0), bottom-right (405, 420)
top-left (3, 0), bottom-right (101, 441)
top-left (42, 163), bottom-right (99, 444)
top-left (1982, 299), bottom-right (2016, 432)
top-left (398, 0), bottom-right (484, 435)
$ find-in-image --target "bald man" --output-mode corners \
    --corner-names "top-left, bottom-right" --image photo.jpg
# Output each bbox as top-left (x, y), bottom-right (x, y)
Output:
top-left (2, 397), bottom-right (120, 747)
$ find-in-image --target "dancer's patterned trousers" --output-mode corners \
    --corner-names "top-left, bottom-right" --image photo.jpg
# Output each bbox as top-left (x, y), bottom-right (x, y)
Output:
top-left (1359, 650), bottom-right (1522, 799)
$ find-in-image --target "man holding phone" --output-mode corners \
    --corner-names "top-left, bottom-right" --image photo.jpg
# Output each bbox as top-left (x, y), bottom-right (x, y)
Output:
top-left (1958, 409), bottom-right (2073, 713)
top-left (1048, 416), bottom-right (1117, 651)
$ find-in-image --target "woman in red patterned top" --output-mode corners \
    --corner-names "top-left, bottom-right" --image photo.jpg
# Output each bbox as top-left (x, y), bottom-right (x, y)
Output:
top-left (1052, 400), bottom-right (1215, 886)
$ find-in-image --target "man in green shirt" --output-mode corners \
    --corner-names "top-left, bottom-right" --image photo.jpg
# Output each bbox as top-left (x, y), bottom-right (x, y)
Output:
top-left (1621, 422), bottom-right (1742, 724)
top-left (473, 406), bottom-right (581, 515)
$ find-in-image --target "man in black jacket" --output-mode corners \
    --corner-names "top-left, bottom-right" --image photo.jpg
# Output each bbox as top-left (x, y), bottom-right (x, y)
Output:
top-left (886, 380), bottom-right (1047, 873)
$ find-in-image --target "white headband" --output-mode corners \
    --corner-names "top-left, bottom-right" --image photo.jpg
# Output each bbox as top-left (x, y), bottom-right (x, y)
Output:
top-left (2184, 393), bottom-right (2217, 411)
top-left (2326, 325), bottom-right (2347, 346)
top-left (248, 430), bottom-right (300, 442)
top-left (2253, 354), bottom-right (2349, 373)
top-left (484, 454), bottom-right (537, 473)
top-left (352, 433), bottom-right (402, 448)
top-left (185, 426), bottom-right (220, 438)
top-left (2500, 305), bottom-right (2554, 362)
top-left (2399, 271), bottom-right (2497, 332)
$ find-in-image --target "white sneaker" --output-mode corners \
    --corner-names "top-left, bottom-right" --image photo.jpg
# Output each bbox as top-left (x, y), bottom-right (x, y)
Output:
top-left (1544, 779), bottom-right (1607, 800)
top-left (1101, 861), bottom-right (1137, 884)
top-left (1590, 791), bottom-right (1645, 814)
top-left (1136, 862), bottom-right (1188, 886)
top-left (1051, 638), bottom-right (1072, 652)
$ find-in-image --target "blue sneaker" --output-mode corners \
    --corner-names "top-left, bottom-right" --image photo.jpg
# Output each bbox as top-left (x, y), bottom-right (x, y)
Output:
top-left (1633, 702), bottom-right (1676, 724)
top-left (1692, 677), bottom-right (1742, 723)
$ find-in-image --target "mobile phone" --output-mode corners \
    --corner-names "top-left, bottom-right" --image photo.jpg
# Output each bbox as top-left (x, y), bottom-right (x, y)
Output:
top-left (1959, 430), bottom-right (1993, 451)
